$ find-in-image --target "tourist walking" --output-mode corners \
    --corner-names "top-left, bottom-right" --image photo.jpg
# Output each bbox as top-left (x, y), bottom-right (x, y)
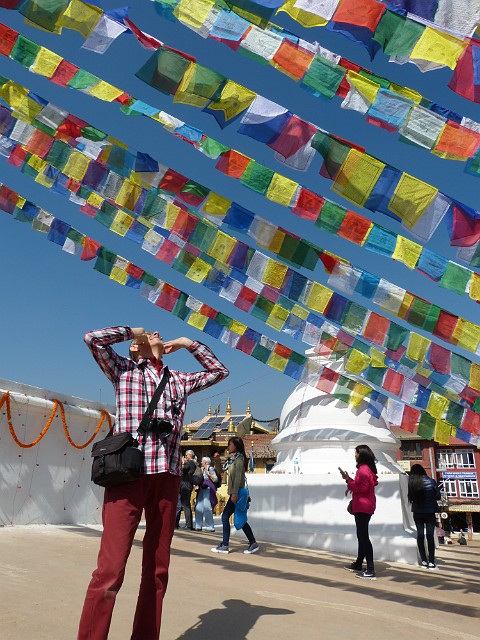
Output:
top-left (340, 445), bottom-right (378, 580)
top-left (408, 464), bottom-right (441, 569)
top-left (195, 457), bottom-right (218, 531)
top-left (77, 326), bottom-right (228, 640)
top-left (211, 436), bottom-right (259, 555)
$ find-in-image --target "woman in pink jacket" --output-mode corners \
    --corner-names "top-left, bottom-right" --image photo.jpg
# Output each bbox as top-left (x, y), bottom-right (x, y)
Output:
top-left (340, 445), bottom-right (379, 580)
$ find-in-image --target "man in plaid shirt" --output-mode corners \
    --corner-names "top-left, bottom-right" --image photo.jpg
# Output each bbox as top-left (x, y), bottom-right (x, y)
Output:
top-left (78, 326), bottom-right (228, 640)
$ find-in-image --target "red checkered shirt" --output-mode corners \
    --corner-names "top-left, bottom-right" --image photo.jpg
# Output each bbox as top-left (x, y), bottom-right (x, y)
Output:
top-left (84, 326), bottom-right (229, 475)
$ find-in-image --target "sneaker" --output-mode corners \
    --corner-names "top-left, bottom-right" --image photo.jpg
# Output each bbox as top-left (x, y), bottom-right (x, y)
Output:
top-left (420, 561), bottom-right (428, 569)
top-left (204, 528), bottom-right (215, 532)
top-left (428, 563), bottom-right (436, 570)
top-left (211, 544), bottom-right (229, 554)
top-left (356, 570), bottom-right (376, 580)
top-left (344, 563), bottom-right (363, 572)
top-left (244, 542), bottom-right (259, 554)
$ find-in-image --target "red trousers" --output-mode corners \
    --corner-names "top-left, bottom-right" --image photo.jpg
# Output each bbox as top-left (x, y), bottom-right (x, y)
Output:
top-left (78, 472), bottom-right (181, 640)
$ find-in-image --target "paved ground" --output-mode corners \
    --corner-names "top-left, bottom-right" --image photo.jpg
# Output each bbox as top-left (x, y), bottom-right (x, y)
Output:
top-left (1, 524), bottom-right (478, 640)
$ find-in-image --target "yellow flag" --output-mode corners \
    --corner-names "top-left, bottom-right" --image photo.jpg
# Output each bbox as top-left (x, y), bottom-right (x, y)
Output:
top-left (109, 266), bottom-right (128, 285)
top-left (115, 180), bottom-right (142, 210)
top-left (345, 349), bottom-right (371, 374)
top-left (277, 0), bottom-right (328, 27)
top-left (63, 151), bottom-right (90, 180)
top-left (262, 258), bottom-right (288, 289)
top-left (332, 149), bottom-right (385, 207)
top-left (208, 80), bottom-right (256, 121)
top-left (164, 203), bottom-right (181, 230)
top-left (186, 258), bottom-right (211, 283)
top-left (268, 352), bottom-right (288, 372)
top-left (31, 47), bottom-right (62, 78)
top-left (174, 64), bottom-right (210, 108)
top-left (268, 229), bottom-right (286, 255)
top-left (397, 292), bottom-right (414, 319)
top-left (410, 27), bottom-right (467, 70)
top-left (427, 392), bottom-right (449, 419)
top-left (306, 282), bottom-right (333, 313)
top-left (0, 80), bottom-right (29, 109)
top-left (434, 419), bottom-right (452, 445)
top-left (370, 349), bottom-right (386, 368)
top-left (27, 154), bottom-right (47, 173)
top-left (291, 304), bottom-right (309, 320)
top-left (229, 320), bottom-right (247, 335)
top-left (35, 171), bottom-right (54, 188)
top-left (207, 230), bottom-right (236, 262)
top-left (202, 192), bottom-right (232, 217)
top-left (265, 305), bottom-right (289, 331)
top-left (350, 382), bottom-right (371, 407)
top-left (388, 173), bottom-right (438, 228)
top-left (61, 0), bottom-right (102, 38)
top-left (89, 81), bottom-right (124, 102)
top-left (469, 273), bottom-right (480, 302)
top-left (392, 236), bottom-right (423, 269)
top-left (470, 363), bottom-right (480, 392)
top-left (110, 211), bottom-right (134, 236)
top-left (14, 96), bottom-right (44, 122)
top-left (452, 319), bottom-right (480, 352)
top-left (174, 0), bottom-right (215, 29)
top-left (266, 173), bottom-right (298, 207)
top-left (187, 312), bottom-right (209, 331)
top-left (407, 333), bottom-right (431, 362)
top-left (87, 192), bottom-right (104, 208)
top-left (347, 71), bottom-right (380, 105)
top-left (389, 83), bottom-right (422, 104)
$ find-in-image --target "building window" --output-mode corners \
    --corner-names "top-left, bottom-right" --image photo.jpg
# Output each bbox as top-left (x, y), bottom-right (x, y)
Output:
top-left (440, 479), bottom-right (457, 497)
top-left (455, 449), bottom-right (475, 469)
top-left (459, 480), bottom-right (479, 499)
top-left (400, 441), bottom-right (423, 460)
top-left (437, 449), bottom-right (455, 469)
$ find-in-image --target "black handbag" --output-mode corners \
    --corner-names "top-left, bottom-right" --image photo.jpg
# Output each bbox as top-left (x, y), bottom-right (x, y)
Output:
top-left (91, 368), bottom-right (170, 488)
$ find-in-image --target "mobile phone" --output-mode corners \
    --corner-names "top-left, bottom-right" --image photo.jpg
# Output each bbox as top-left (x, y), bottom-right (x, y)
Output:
top-left (338, 467), bottom-right (344, 474)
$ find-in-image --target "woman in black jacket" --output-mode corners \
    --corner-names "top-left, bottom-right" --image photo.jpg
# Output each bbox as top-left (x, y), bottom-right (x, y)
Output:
top-left (408, 464), bottom-right (441, 569)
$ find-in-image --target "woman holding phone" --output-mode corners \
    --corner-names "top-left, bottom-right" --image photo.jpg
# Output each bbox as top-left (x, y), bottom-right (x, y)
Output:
top-left (339, 445), bottom-right (379, 580)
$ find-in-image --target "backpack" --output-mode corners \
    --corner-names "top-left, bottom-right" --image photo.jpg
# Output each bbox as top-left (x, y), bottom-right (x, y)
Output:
top-left (213, 463), bottom-right (223, 488)
top-left (191, 463), bottom-right (204, 487)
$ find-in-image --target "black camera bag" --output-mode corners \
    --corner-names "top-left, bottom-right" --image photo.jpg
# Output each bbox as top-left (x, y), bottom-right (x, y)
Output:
top-left (91, 431), bottom-right (143, 487)
top-left (91, 367), bottom-right (170, 488)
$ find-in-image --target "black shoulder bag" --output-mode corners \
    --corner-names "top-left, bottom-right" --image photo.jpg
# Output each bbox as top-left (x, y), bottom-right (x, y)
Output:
top-left (91, 367), bottom-right (170, 488)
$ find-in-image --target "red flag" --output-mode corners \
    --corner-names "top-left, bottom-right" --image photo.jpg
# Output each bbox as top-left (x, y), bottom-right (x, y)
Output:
top-left (124, 18), bottom-right (161, 50)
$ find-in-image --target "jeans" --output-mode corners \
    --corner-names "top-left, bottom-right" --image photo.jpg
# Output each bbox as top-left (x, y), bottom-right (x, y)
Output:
top-left (354, 512), bottom-right (374, 573)
top-left (221, 498), bottom-right (255, 546)
top-left (414, 513), bottom-right (436, 564)
top-left (195, 488), bottom-right (215, 530)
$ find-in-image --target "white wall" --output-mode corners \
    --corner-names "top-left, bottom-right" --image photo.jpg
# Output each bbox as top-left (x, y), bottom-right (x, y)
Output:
top-left (0, 378), bottom-right (114, 526)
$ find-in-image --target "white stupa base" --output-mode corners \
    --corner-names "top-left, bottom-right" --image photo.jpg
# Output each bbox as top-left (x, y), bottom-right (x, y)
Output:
top-left (247, 473), bottom-right (418, 565)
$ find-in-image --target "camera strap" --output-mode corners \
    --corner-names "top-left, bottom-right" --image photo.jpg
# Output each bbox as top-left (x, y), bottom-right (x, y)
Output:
top-left (138, 366), bottom-right (170, 437)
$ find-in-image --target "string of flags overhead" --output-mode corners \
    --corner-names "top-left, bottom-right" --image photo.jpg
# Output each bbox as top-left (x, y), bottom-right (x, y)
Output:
top-left (1, 0), bottom-right (480, 103)
top-left (1, 183), bottom-right (479, 444)
top-left (1, 23), bottom-right (480, 277)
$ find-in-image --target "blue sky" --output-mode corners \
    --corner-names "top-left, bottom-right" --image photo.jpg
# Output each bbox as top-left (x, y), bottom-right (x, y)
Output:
top-left (0, 2), bottom-right (478, 425)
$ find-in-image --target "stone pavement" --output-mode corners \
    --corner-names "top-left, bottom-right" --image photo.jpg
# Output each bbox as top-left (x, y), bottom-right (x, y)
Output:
top-left (1, 524), bottom-right (478, 640)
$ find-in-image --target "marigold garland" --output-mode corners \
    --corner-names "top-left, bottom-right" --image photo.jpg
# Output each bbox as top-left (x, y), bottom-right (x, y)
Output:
top-left (0, 391), bottom-right (113, 449)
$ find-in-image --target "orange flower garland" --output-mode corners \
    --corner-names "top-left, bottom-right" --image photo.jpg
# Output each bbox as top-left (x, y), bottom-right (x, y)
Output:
top-left (0, 391), bottom-right (113, 449)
